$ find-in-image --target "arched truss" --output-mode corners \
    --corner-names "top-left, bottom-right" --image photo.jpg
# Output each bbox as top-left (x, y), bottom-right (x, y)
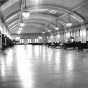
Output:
top-left (3, 4), bottom-right (85, 34)
top-left (9, 18), bottom-right (64, 33)
top-left (5, 4), bottom-right (84, 21)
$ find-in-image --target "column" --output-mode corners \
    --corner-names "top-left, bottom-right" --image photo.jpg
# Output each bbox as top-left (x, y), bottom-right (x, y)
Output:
top-left (0, 33), bottom-right (2, 49)
top-left (80, 25), bottom-right (86, 43)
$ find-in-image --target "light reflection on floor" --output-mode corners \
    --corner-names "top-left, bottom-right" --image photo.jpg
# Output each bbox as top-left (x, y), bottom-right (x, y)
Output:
top-left (0, 45), bottom-right (88, 88)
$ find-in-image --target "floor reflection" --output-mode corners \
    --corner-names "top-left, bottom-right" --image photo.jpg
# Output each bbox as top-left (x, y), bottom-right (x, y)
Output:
top-left (0, 45), bottom-right (88, 88)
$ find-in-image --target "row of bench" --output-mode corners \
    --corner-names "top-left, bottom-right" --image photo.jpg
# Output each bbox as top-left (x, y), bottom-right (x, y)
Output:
top-left (46, 41), bottom-right (88, 50)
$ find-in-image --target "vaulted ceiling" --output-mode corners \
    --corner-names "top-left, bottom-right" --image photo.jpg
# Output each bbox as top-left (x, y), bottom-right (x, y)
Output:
top-left (0, 0), bottom-right (88, 37)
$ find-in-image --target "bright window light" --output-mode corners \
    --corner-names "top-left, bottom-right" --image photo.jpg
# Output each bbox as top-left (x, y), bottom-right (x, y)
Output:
top-left (6, 34), bottom-right (12, 39)
top-left (50, 10), bottom-right (56, 14)
top-left (66, 32), bottom-right (70, 38)
top-left (38, 36), bottom-right (42, 39)
top-left (0, 26), bottom-right (3, 32)
top-left (22, 12), bottom-right (30, 19)
top-left (4, 32), bottom-right (12, 39)
top-left (56, 34), bottom-right (60, 38)
top-left (50, 35), bottom-right (54, 39)
top-left (80, 29), bottom-right (86, 37)
top-left (83, 30), bottom-right (86, 37)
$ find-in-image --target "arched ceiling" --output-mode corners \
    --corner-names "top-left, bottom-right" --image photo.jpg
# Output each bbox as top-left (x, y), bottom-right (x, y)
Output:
top-left (0, 0), bottom-right (88, 37)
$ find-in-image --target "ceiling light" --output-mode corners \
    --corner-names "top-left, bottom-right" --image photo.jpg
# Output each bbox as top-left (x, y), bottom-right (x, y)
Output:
top-left (0, 26), bottom-right (3, 33)
top-left (48, 30), bottom-right (51, 32)
top-left (31, 0), bottom-right (41, 5)
top-left (16, 37), bottom-right (20, 40)
top-left (50, 10), bottom-right (56, 14)
top-left (55, 27), bottom-right (59, 30)
top-left (42, 32), bottom-right (45, 34)
top-left (17, 30), bottom-right (21, 34)
top-left (19, 27), bottom-right (23, 31)
top-left (22, 12), bottom-right (30, 19)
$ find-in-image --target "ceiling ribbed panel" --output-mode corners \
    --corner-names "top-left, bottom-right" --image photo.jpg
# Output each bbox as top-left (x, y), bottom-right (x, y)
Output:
top-left (0, 0), bottom-right (87, 35)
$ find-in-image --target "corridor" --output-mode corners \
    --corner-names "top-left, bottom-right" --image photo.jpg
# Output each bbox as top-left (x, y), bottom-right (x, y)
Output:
top-left (0, 45), bottom-right (88, 88)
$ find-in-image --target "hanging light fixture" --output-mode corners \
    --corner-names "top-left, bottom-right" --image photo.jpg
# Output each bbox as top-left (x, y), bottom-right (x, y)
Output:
top-left (16, 37), bottom-right (20, 40)
top-left (38, 36), bottom-right (42, 39)
top-left (17, 0), bottom-right (25, 34)
top-left (20, 22), bottom-right (25, 27)
top-left (17, 27), bottom-right (23, 34)
top-left (55, 19), bottom-right (59, 30)
top-left (19, 27), bottom-right (23, 31)
top-left (48, 30), bottom-right (51, 32)
top-left (55, 27), bottom-right (59, 30)
top-left (17, 30), bottom-right (22, 34)
top-left (50, 10), bottom-right (56, 14)
top-left (22, 12), bottom-right (30, 19)
top-left (21, 0), bottom-right (30, 19)
top-left (42, 32), bottom-right (45, 34)
top-left (66, 23), bottom-right (72, 27)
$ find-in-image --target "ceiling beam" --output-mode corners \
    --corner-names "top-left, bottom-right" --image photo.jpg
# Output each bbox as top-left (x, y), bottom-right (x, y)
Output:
top-left (0, 0), bottom-right (8, 5)
top-left (72, 0), bottom-right (88, 11)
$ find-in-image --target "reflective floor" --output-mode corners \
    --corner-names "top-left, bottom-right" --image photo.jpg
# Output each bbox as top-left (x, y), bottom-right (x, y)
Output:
top-left (0, 45), bottom-right (88, 88)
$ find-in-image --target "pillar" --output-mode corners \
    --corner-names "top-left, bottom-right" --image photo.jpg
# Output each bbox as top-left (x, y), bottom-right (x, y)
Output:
top-left (0, 33), bottom-right (2, 49)
top-left (80, 25), bottom-right (86, 43)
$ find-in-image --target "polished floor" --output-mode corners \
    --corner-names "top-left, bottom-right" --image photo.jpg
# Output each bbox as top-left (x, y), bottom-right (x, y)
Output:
top-left (0, 45), bottom-right (88, 88)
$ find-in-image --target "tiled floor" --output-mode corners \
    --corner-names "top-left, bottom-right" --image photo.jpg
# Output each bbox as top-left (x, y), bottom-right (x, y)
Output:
top-left (0, 45), bottom-right (88, 88)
